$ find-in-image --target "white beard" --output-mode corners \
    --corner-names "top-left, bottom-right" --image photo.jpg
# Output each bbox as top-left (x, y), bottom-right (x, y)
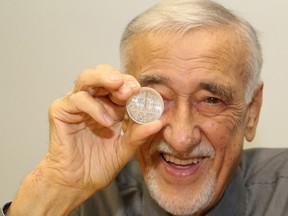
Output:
top-left (145, 141), bottom-right (216, 216)
top-left (146, 168), bottom-right (216, 216)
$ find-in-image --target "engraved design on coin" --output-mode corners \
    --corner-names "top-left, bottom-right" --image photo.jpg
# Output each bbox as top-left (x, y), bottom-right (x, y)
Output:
top-left (126, 87), bottom-right (164, 124)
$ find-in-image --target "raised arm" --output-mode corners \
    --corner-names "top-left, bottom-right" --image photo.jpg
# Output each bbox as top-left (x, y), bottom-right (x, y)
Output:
top-left (6, 65), bottom-right (163, 216)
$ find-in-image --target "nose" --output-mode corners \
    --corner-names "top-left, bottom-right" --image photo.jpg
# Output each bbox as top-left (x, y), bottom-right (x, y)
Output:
top-left (162, 103), bottom-right (201, 153)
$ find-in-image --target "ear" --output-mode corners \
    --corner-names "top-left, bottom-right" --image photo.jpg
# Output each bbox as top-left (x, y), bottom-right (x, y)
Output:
top-left (245, 82), bottom-right (263, 142)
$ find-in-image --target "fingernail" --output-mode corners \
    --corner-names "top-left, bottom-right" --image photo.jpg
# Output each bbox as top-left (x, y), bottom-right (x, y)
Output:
top-left (127, 80), bottom-right (138, 88)
top-left (103, 113), bottom-right (114, 125)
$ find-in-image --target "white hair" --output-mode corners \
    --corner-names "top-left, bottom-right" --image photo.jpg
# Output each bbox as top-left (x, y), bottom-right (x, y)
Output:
top-left (120, 0), bottom-right (263, 103)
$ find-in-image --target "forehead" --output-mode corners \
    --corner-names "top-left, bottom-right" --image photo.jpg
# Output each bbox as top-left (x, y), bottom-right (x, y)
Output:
top-left (126, 27), bottom-right (247, 82)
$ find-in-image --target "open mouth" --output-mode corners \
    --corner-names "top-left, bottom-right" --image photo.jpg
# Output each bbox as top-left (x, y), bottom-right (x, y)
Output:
top-left (152, 142), bottom-right (215, 178)
top-left (159, 151), bottom-right (213, 178)
top-left (161, 153), bottom-right (204, 166)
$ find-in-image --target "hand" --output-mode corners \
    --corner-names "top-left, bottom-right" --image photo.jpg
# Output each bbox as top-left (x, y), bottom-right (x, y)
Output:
top-left (45, 64), bottom-right (163, 200)
top-left (7, 65), bottom-right (162, 216)
top-left (7, 65), bottom-right (163, 216)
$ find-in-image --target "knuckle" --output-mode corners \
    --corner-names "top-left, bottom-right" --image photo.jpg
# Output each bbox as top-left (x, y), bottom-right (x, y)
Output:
top-left (96, 64), bottom-right (114, 71)
top-left (70, 91), bottom-right (90, 102)
top-left (124, 74), bottom-right (136, 80)
top-left (77, 69), bottom-right (94, 81)
top-left (96, 64), bottom-right (122, 79)
top-left (48, 98), bottom-right (61, 118)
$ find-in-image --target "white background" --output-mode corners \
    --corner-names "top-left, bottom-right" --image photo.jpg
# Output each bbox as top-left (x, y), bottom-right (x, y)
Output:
top-left (1, 0), bottom-right (288, 205)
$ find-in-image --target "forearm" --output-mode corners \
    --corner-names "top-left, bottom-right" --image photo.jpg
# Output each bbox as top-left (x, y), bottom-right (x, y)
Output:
top-left (6, 164), bottom-right (85, 216)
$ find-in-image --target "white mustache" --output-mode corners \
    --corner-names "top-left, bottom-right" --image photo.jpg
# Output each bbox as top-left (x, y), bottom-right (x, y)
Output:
top-left (148, 140), bottom-right (215, 159)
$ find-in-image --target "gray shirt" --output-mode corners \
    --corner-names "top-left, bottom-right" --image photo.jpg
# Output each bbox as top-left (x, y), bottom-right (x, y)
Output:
top-left (69, 148), bottom-right (288, 216)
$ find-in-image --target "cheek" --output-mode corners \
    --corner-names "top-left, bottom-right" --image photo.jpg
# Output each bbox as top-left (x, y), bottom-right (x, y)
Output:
top-left (203, 119), bottom-right (244, 172)
top-left (202, 113), bottom-right (245, 143)
top-left (202, 120), bottom-right (231, 148)
top-left (202, 119), bottom-right (244, 160)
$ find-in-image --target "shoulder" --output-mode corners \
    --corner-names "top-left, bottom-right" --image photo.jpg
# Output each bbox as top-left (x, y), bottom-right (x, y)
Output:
top-left (240, 148), bottom-right (288, 216)
top-left (240, 148), bottom-right (288, 183)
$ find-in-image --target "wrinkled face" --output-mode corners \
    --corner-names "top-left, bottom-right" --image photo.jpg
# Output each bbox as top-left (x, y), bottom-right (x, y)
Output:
top-left (125, 28), bottom-right (259, 215)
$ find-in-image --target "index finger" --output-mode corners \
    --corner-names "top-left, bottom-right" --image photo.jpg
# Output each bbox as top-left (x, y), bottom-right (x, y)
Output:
top-left (108, 74), bottom-right (141, 106)
top-left (73, 65), bottom-right (126, 94)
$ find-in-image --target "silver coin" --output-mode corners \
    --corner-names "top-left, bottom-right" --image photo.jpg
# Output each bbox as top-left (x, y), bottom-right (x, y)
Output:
top-left (126, 87), bottom-right (164, 124)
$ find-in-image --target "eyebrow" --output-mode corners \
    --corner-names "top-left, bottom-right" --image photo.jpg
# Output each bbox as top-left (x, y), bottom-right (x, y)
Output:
top-left (199, 82), bottom-right (234, 102)
top-left (138, 73), bottom-right (234, 102)
top-left (138, 74), bottom-right (172, 87)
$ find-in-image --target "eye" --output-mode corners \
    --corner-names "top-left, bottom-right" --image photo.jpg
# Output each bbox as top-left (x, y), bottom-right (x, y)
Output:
top-left (161, 95), bottom-right (171, 102)
top-left (161, 95), bottom-right (174, 109)
top-left (195, 96), bottom-right (227, 115)
top-left (205, 97), bottom-right (221, 104)
top-left (157, 92), bottom-right (174, 111)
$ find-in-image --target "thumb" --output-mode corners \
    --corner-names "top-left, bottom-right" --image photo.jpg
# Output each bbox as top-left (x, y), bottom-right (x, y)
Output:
top-left (120, 120), bottom-right (163, 161)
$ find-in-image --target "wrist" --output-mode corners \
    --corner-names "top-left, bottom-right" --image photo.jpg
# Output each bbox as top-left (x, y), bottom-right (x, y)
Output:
top-left (7, 164), bottom-right (86, 216)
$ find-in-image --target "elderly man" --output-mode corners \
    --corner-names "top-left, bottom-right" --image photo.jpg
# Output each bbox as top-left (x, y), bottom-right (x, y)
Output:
top-left (3, 0), bottom-right (288, 215)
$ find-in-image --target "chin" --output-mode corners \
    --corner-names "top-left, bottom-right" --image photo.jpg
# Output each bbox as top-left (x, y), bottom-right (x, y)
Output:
top-left (145, 167), bottom-right (216, 216)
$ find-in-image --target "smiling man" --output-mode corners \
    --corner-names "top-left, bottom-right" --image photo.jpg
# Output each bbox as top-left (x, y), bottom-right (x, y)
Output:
top-left (3, 1), bottom-right (288, 216)
top-left (128, 27), bottom-right (252, 215)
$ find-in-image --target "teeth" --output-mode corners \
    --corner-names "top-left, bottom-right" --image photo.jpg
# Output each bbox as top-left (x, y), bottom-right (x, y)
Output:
top-left (163, 154), bottom-right (201, 165)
